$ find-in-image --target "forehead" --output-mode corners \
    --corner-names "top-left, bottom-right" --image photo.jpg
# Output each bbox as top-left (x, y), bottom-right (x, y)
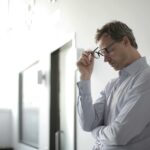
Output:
top-left (98, 34), bottom-right (113, 48)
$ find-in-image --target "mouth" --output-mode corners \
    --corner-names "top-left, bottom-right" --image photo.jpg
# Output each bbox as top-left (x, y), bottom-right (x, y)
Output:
top-left (109, 61), bottom-right (115, 66)
top-left (109, 62), bottom-right (118, 69)
top-left (107, 59), bottom-right (119, 70)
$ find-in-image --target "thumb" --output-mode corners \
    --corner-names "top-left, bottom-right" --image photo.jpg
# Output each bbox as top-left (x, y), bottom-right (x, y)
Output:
top-left (89, 53), bottom-right (94, 63)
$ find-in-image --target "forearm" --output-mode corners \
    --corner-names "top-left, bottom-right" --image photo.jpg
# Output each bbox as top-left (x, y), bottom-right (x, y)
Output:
top-left (77, 80), bottom-right (95, 131)
top-left (92, 91), bottom-right (150, 146)
top-left (77, 80), bottom-right (105, 131)
top-left (92, 123), bottom-right (123, 145)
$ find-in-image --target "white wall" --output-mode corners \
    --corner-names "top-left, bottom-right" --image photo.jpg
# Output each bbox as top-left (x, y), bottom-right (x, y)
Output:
top-left (7, 0), bottom-right (150, 150)
top-left (0, 109), bottom-right (12, 148)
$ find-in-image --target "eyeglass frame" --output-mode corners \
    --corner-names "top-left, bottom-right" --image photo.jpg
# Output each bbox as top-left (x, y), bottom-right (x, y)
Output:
top-left (91, 41), bottom-right (117, 59)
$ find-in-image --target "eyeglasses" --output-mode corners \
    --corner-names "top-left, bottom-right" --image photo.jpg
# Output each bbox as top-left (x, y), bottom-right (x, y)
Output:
top-left (92, 41), bottom-right (117, 59)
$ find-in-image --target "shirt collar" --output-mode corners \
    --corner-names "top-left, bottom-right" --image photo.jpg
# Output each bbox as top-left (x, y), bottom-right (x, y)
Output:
top-left (119, 57), bottom-right (149, 77)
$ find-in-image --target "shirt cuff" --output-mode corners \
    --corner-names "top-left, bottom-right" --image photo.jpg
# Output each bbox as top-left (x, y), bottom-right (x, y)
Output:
top-left (92, 126), bottom-right (99, 137)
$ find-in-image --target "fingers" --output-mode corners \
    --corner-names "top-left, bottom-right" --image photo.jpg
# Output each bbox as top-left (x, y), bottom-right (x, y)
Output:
top-left (82, 50), bottom-right (93, 60)
top-left (78, 51), bottom-right (93, 66)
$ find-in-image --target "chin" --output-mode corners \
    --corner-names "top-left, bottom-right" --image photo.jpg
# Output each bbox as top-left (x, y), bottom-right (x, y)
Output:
top-left (115, 66), bottom-right (123, 71)
top-left (109, 63), bottom-right (121, 71)
top-left (112, 66), bottom-right (121, 71)
top-left (113, 67), bottom-right (119, 71)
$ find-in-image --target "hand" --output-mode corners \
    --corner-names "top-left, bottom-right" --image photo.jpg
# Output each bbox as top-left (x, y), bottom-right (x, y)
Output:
top-left (76, 50), bottom-right (94, 80)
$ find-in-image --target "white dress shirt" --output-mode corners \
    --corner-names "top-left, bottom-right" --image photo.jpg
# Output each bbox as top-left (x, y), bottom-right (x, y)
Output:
top-left (77, 57), bottom-right (150, 150)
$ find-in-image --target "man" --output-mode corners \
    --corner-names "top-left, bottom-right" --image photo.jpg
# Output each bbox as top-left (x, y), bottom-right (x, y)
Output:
top-left (76, 21), bottom-right (150, 150)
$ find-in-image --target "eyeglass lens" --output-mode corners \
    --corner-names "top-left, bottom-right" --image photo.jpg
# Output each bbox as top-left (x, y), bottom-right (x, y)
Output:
top-left (92, 41), bottom-right (116, 59)
top-left (92, 47), bottom-right (104, 59)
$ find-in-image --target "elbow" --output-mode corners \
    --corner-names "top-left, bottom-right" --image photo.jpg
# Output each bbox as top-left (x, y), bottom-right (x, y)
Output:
top-left (80, 121), bottom-right (95, 132)
top-left (81, 124), bottom-right (93, 132)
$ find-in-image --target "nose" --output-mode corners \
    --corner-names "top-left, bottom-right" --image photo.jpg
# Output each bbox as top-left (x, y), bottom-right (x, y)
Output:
top-left (104, 53), bottom-right (110, 62)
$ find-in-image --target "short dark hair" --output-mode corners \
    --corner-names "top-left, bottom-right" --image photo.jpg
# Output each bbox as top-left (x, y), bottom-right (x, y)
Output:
top-left (95, 21), bottom-right (138, 49)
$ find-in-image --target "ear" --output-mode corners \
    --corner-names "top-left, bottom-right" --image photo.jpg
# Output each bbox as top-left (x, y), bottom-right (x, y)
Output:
top-left (122, 36), bottom-right (130, 47)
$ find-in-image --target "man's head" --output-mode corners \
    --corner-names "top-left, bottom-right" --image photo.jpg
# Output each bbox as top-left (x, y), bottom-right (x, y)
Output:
top-left (95, 21), bottom-right (141, 70)
top-left (95, 21), bottom-right (138, 49)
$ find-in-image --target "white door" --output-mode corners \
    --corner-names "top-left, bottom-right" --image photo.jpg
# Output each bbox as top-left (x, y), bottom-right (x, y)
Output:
top-left (50, 39), bottom-right (76, 150)
top-left (59, 41), bottom-right (76, 150)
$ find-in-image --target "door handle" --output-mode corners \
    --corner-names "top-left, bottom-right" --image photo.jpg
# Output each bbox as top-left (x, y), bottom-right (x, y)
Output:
top-left (37, 70), bottom-right (46, 84)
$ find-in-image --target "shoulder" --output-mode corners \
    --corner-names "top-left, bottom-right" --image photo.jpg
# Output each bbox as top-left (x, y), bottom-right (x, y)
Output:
top-left (130, 66), bottom-right (150, 94)
top-left (135, 66), bottom-right (150, 84)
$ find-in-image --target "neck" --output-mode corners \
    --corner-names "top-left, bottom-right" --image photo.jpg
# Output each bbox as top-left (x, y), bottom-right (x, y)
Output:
top-left (128, 48), bottom-right (141, 65)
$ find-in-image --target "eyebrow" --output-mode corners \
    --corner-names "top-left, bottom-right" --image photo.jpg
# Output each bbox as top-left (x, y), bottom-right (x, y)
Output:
top-left (101, 41), bottom-right (116, 50)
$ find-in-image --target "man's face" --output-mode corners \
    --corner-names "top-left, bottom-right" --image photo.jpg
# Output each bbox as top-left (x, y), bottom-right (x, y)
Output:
top-left (98, 35), bottom-right (129, 70)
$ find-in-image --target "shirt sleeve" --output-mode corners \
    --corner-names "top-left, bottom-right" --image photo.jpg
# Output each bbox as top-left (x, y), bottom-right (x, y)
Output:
top-left (91, 79), bottom-right (150, 146)
top-left (77, 80), bottom-right (106, 131)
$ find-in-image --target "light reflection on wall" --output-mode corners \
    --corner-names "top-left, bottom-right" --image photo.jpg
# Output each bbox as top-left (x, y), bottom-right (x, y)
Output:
top-left (0, 0), bottom-right (63, 109)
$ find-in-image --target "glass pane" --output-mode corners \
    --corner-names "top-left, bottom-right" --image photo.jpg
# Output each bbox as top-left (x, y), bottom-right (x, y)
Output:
top-left (19, 61), bottom-right (40, 148)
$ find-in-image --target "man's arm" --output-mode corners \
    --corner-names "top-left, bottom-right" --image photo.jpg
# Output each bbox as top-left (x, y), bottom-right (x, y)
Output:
top-left (76, 50), bottom-right (107, 130)
top-left (77, 80), bottom-right (106, 131)
top-left (92, 80), bottom-right (150, 146)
